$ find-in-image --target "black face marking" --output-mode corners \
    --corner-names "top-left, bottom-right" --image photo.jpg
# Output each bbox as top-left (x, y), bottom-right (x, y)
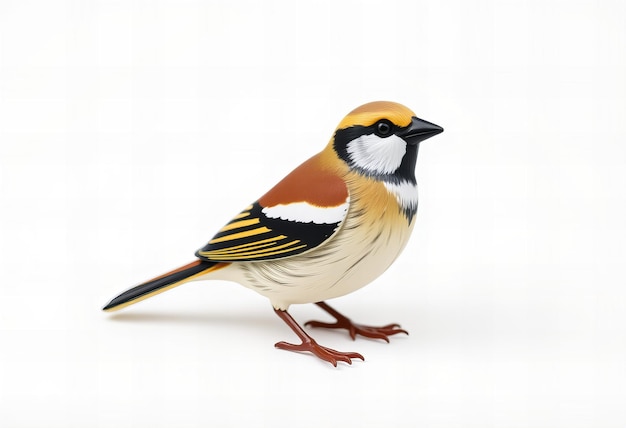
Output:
top-left (333, 122), bottom-right (418, 184)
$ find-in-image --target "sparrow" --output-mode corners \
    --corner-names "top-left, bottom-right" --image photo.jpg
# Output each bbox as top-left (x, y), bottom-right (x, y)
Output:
top-left (103, 101), bottom-right (443, 366)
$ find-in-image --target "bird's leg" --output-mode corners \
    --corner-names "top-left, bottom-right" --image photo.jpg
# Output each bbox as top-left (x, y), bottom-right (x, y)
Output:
top-left (273, 308), bottom-right (364, 366)
top-left (305, 301), bottom-right (408, 342)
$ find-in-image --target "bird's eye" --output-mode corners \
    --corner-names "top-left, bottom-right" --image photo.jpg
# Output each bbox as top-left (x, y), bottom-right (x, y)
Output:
top-left (376, 120), bottom-right (392, 137)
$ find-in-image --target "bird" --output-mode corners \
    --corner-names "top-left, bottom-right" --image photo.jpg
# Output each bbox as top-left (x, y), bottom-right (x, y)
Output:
top-left (103, 101), bottom-right (443, 366)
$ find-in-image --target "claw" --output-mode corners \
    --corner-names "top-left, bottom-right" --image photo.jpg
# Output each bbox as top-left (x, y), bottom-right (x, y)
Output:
top-left (381, 323), bottom-right (402, 329)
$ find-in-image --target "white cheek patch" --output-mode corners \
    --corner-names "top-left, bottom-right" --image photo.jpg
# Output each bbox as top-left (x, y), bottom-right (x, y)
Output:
top-left (262, 200), bottom-right (349, 224)
top-left (346, 134), bottom-right (406, 175)
top-left (383, 180), bottom-right (418, 212)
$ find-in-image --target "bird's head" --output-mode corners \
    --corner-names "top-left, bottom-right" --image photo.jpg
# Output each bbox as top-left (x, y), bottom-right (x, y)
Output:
top-left (330, 101), bottom-right (443, 182)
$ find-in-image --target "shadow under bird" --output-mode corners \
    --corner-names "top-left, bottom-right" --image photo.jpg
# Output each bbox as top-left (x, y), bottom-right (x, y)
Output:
top-left (103, 101), bottom-right (443, 366)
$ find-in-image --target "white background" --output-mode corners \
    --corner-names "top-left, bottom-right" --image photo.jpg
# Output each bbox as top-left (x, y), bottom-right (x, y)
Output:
top-left (1, 0), bottom-right (625, 427)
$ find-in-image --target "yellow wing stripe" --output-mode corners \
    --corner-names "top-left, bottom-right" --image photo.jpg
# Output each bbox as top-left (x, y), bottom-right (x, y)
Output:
top-left (205, 242), bottom-right (307, 260)
top-left (233, 211), bottom-right (251, 220)
top-left (207, 239), bottom-right (300, 257)
top-left (200, 235), bottom-right (287, 255)
top-left (223, 240), bottom-right (302, 257)
top-left (208, 226), bottom-right (271, 244)
top-left (202, 242), bottom-right (277, 256)
top-left (219, 218), bottom-right (260, 232)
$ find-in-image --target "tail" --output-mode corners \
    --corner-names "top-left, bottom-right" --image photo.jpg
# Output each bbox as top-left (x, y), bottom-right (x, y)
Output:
top-left (102, 260), bottom-right (226, 312)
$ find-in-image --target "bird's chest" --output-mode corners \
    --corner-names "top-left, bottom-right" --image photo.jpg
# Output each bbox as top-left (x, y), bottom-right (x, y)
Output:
top-left (327, 178), bottom-right (417, 288)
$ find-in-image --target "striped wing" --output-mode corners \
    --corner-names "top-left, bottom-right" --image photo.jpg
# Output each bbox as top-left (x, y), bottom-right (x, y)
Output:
top-left (195, 200), bottom-right (348, 262)
top-left (196, 153), bottom-right (350, 262)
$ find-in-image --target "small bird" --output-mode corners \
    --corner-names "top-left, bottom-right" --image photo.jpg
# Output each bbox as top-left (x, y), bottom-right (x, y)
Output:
top-left (103, 101), bottom-right (443, 366)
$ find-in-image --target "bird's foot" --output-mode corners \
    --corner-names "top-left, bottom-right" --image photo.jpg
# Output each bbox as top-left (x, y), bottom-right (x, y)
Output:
top-left (306, 302), bottom-right (408, 342)
top-left (305, 319), bottom-right (408, 342)
top-left (273, 308), bottom-right (364, 366)
top-left (275, 338), bottom-right (364, 367)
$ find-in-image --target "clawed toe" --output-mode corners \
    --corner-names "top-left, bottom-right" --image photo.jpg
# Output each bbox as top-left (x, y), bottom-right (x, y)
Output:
top-left (306, 320), bottom-right (408, 342)
top-left (306, 302), bottom-right (409, 342)
top-left (354, 324), bottom-right (409, 342)
top-left (274, 308), bottom-right (364, 366)
top-left (275, 340), bottom-right (364, 367)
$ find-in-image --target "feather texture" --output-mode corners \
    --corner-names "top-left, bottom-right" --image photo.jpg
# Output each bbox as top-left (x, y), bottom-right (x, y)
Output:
top-left (196, 153), bottom-right (350, 262)
top-left (346, 134), bottom-right (406, 175)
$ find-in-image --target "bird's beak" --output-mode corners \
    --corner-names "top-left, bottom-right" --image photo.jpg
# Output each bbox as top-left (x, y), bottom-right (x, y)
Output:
top-left (401, 116), bottom-right (444, 145)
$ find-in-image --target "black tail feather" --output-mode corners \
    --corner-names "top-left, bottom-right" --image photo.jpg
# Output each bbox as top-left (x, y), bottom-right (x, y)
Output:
top-left (103, 260), bottom-right (218, 311)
